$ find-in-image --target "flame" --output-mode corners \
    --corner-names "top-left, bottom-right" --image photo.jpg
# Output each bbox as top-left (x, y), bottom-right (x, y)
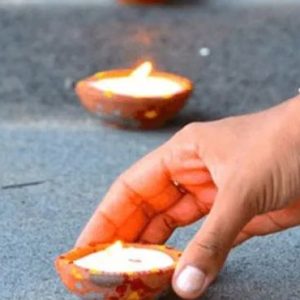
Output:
top-left (90, 60), bottom-right (182, 98)
top-left (106, 241), bottom-right (123, 255)
top-left (130, 61), bottom-right (153, 79)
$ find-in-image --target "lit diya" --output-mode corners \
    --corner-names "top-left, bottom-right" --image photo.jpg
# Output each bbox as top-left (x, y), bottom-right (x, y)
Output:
top-left (55, 241), bottom-right (181, 300)
top-left (75, 61), bottom-right (193, 129)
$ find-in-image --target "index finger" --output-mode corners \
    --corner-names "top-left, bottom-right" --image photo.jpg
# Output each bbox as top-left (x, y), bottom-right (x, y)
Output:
top-left (75, 145), bottom-right (184, 247)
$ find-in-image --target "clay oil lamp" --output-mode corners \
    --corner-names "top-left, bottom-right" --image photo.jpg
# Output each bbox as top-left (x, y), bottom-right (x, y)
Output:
top-left (55, 241), bottom-right (181, 300)
top-left (75, 61), bottom-right (193, 129)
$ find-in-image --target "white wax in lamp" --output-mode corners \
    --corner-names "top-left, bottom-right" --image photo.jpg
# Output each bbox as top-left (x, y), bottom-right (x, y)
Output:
top-left (74, 241), bottom-right (174, 273)
top-left (90, 62), bottom-right (183, 98)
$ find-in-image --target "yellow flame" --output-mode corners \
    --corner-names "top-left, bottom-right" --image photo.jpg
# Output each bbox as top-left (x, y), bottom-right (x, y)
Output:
top-left (106, 240), bottom-right (123, 255)
top-left (130, 61), bottom-right (153, 79)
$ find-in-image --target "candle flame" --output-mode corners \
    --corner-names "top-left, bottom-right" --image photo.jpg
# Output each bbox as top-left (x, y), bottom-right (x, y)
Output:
top-left (130, 61), bottom-right (153, 79)
top-left (106, 241), bottom-right (123, 255)
top-left (90, 61), bottom-right (182, 98)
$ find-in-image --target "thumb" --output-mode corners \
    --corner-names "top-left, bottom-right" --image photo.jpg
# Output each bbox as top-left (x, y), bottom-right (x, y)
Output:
top-left (172, 188), bottom-right (254, 299)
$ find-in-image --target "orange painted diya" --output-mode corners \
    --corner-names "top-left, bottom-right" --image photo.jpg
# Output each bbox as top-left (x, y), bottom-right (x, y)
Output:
top-left (55, 242), bottom-right (182, 300)
top-left (75, 62), bottom-right (193, 129)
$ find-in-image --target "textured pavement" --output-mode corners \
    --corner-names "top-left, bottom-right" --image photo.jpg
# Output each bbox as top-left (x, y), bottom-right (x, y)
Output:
top-left (1, 1), bottom-right (300, 299)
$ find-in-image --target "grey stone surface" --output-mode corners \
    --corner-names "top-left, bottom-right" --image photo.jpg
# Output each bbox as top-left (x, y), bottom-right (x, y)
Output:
top-left (1, 1), bottom-right (300, 299)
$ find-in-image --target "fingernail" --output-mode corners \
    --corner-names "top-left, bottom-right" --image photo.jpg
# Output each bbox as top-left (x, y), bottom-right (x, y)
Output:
top-left (176, 265), bottom-right (206, 297)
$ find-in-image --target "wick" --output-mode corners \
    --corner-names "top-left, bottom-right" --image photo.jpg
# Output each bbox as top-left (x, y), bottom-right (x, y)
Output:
top-left (128, 258), bottom-right (142, 263)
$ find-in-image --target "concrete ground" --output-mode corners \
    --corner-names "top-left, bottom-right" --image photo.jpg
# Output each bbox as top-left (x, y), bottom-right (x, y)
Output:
top-left (1, 0), bottom-right (300, 299)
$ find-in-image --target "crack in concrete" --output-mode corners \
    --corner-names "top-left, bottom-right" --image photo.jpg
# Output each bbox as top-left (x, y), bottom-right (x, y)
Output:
top-left (2, 180), bottom-right (46, 190)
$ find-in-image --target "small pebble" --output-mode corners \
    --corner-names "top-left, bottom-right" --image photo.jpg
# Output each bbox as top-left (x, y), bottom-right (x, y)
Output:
top-left (198, 47), bottom-right (211, 57)
top-left (64, 77), bottom-right (75, 90)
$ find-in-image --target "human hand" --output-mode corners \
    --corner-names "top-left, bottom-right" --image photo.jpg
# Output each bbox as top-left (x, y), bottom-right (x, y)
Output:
top-left (76, 95), bottom-right (300, 299)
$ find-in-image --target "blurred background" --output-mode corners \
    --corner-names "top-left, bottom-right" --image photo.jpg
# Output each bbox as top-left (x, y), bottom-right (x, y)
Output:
top-left (1, 0), bottom-right (300, 299)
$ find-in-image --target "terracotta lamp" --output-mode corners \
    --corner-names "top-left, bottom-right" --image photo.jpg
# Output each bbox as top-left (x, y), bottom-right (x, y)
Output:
top-left (75, 61), bottom-right (193, 129)
top-left (55, 241), bottom-right (181, 300)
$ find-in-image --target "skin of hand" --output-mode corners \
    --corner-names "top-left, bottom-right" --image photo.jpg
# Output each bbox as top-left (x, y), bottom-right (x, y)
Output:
top-left (76, 95), bottom-right (300, 299)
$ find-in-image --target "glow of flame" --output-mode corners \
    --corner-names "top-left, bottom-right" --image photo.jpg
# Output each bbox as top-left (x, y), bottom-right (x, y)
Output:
top-left (90, 61), bottom-right (182, 98)
top-left (106, 240), bottom-right (123, 255)
top-left (130, 61), bottom-right (153, 79)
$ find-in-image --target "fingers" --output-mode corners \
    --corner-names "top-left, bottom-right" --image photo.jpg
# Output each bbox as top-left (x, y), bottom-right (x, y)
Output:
top-left (139, 183), bottom-right (216, 244)
top-left (173, 197), bottom-right (300, 299)
top-left (234, 199), bottom-right (300, 246)
top-left (75, 146), bottom-right (184, 247)
top-left (139, 193), bottom-right (205, 244)
top-left (173, 188), bottom-right (254, 299)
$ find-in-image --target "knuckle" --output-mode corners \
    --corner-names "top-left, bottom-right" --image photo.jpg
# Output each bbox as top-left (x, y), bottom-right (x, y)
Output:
top-left (194, 232), bottom-right (224, 260)
top-left (181, 122), bottom-right (201, 135)
top-left (162, 214), bottom-right (177, 231)
top-left (170, 122), bottom-right (203, 146)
